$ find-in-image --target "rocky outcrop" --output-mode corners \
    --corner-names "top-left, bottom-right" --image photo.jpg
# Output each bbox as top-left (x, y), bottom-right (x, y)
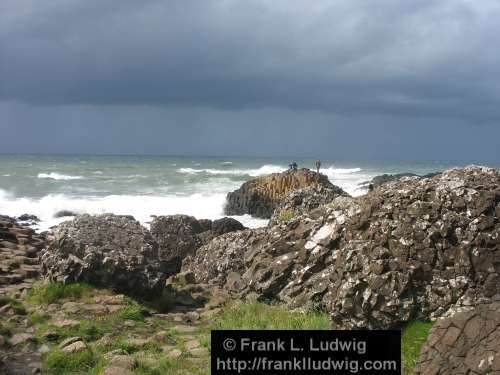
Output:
top-left (224, 168), bottom-right (339, 218)
top-left (270, 185), bottom-right (347, 225)
top-left (0, 215), bottom-right (45, 297)
top-left (150, 215), bottom-right (245, 274)
top-left (40, 214), bottom-right (245, 296)
top-left (40, 214), bottom-right (166, 297)
top-left (416, 302), bottom-right (500, 375)
top-left (183, 166), bottom-right (500, 329)
top-left (359, 171), bottom-right (441, 189)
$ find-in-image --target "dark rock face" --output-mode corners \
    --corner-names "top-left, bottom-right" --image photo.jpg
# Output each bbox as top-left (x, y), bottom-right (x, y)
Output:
top-left (150, 215), bottom-right (246, 274)
top-left (211, 217), bottom-right (245, 236)
top-left (224, 168), bottom-right (337, 218)
top-left (270, 185), bottom-right (347, 225)
top-left (40, 213), bottom-right (247, 296)
top-left (40, 214), bottom-right (166, 297)
top-left (150, 215), bottom-right (204, 268)
top-left (54, 210), bottom-right (78, 218)
top-left (416, 302), bottom-right (500, 375)
top-left (17, 214), bottom-right (40, 223)
top-left (183, 166), bottom-right (500, 329)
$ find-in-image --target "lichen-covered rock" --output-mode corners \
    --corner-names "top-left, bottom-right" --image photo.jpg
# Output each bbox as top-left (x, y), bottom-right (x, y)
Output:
top-left (328, 166), bottom-right (500, 329)
top-left (183, 166), bottom-right (500, 329)
top-left (416, 302), bottom-right (500, 375)
top-left (39, 214), bottom-right (166, 297)
top-left (224, 168), bottom-right (338, 218)
top-left (270, 185), bottom-right (347, 225)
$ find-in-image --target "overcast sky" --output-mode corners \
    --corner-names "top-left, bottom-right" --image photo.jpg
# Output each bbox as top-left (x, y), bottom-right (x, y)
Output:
top-left (1, 0), bottom-right (499, 162)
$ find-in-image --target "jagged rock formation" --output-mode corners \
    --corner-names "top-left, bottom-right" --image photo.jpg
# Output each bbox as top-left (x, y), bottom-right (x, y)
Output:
top-left (40, 214), bottom-right (166, 297)
top-left (150, 215), bottom-right (245, 273)
top-left (40, 214), bottom-right (245, 296)
top-left (270, 185), bottom-right (347, 225)
top-left (183, 166), bottom-right (500, 329)
top-left (416, 302), bottom-right (500, 375)
top-left (224, 168), bottom-right (339, 218)
top-left (0, 215), bottom-right (45, 297)
top-left (359, 171), bottom-right (441, 189)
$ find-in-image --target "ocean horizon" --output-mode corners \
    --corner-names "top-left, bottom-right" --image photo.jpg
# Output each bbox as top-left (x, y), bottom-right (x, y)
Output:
top-left (1, 154), bottom-right (498, 231)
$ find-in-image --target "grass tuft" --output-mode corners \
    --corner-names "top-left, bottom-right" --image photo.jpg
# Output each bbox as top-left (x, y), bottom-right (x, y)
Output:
top-left (402, 321), bottom-right (434, 374)
top-left (277, 209), bottom-right (295, 223)
top-left (117, 304), bottom-right (148, 322)
top-left (211, 301), bottom-right (330, 330)
top-left (43, 348), bottom-right (96, 374)
top-left (27, 282), bottom-right (92, 304)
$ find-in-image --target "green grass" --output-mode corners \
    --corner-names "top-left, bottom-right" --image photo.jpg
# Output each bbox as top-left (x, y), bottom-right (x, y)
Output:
top-left (117, 304), bottom-right (148, 322)
top-left (43, 348), bottom-right (96, 374)
top-left (402, 321), bottom-right (434, 374)
top-left (134, 356), bottom-right (182, 375)
top-left (0, 296), bottom-right (27, 315)
top-left (277, 209), bottom-right (295, 223)
top-left (36, 319), bottom-right (106, 343)
top-left (0, 321), bottom-right (12, 337)
top-left (211, 301), bottom-right (330, 330)
top-left (29, 312), bottom-right (51, 325)
top-left (27, 282), bottom-right (92, 304)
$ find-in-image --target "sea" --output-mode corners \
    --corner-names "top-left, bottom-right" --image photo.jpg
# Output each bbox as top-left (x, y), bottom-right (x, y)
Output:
top-left (0, 155), bottom-right (495, 231)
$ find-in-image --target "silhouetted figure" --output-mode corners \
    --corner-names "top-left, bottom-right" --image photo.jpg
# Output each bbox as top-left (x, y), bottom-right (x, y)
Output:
top-left (291, 161), bottom-right (298, 171)
top-left (368, 184), bottom-right (374, 192)
top-left (315, 160), bottom-right (321, 173)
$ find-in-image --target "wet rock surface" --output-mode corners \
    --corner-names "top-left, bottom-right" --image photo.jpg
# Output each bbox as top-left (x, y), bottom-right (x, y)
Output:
top-left (416, 302), bottom-right (500, 375)
top-left (184, 166), bottom-right (500, 329)
top-left (224, 168), bottom-right (338, 218)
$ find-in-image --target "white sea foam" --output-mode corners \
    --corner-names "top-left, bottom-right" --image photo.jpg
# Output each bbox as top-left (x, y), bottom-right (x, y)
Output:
top-left (178, 164), bottom-right (286, 177)
top-left (37, 172), bottom-right (84, 180)
top-left (0, 189), bottom-right (267, 231)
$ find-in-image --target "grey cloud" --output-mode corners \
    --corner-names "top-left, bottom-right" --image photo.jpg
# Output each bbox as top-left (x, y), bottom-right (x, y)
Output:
top-left (1, 0), bottom-right (500, 120)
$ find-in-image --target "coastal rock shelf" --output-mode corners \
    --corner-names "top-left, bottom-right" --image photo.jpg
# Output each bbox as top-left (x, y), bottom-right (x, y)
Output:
top-left (224, 168), bottom-right (344, 218)
top-left (416, 302), bottom-right (500, 375)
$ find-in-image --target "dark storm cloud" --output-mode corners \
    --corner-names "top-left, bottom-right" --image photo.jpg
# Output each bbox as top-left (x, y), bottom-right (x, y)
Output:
top-left (1, 0), bottom-right (500, 120)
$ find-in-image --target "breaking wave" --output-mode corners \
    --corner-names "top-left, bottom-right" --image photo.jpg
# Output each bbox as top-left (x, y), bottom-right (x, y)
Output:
top-left (37, 172), bottom-right (84, 180)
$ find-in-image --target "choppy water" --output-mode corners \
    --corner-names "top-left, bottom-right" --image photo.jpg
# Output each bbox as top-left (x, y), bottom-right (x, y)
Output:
top-left (0, 154), bottom-right (491, 231)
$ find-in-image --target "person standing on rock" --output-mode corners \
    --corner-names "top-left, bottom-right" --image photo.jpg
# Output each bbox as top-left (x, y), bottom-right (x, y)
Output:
top-left (315, 160), bottom-right (321, 173)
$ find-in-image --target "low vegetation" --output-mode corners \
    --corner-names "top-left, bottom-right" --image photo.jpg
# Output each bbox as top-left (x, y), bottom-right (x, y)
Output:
top-left (277, 209), bottom-right (295, 223)
top-left (27, 281), bottom-right (92, 304)
top-left (211, 301), bottom-right (330, 330)
top-left (2, 282), bottom-right (432, 374)
top-left (44, 349), bottom-right (96, 374)
top-left (402, 321), bottom-right (434, 374)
